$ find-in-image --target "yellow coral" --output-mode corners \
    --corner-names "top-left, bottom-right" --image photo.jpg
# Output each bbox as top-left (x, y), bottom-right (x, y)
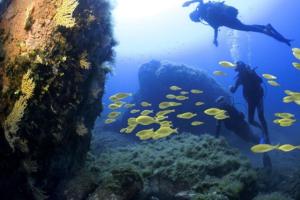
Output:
top-left (4, 69), bottom-right (35, 151)
top-left (79, 51), bottom-right (91, 70)
top-left (54, 0), bottom-right (79, 28)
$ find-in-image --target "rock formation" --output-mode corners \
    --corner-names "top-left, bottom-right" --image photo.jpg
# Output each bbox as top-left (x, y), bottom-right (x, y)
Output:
top-left (0, 0), bottom-right (115, 199)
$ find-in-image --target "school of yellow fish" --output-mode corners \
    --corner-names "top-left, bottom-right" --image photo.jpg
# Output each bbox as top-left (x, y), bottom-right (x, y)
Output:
top-left (105, 48), bottom-right (300, 151)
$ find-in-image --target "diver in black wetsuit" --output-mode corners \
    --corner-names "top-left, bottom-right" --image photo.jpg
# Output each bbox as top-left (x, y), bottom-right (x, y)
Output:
top-left (230, 61), bottom-right (270, 144)
top-left (182, 0), bottom-right (292, 46)
top-left (215, 96), bottom-right (272, 168)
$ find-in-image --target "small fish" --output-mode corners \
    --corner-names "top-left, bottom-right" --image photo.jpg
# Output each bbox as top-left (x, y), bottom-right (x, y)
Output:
top-left (136, 116), bottom-right (158, 125)
top-left (177, 112), bottom-right (197, 119)
top-left (191, 121), bottom-right (204, 126)
top-left (279, 122), bottom-right (293, 127)
top-left (108, 103), bottom-right (121, 110)
top-left (124, 103), bottom-right (135, 108)
top-left (166, 94), bottom-right (176, 99)
top-left (160, 121), bottom-right (173, 127)
top-left (292, 48), bottom-right (300, 60)
top-left (204, 108), bottom-right (225, 116)
top-left (191, 89), bottom-right (203, 94)
top-left (141, 110), bottom-right (153, 116)
top-left (277, 144), bottom-right (298, 152)
top-left (218, 61), bottom-right (236, 68)
top-left (156, 115), bottom-right (168, 121)
top-left (213, 70), bottom-right (227, 76)
top-left (127, 117), bottom-right (138, 126)
top-left (170, 86), bottom-right (182, 91)
top-left (109, 96), bottom-right (119, 102)
top-left (262, 73), bottom-right (277, 80)
top-left (108, 112), bottom-right (121, 119)
top-left (114, 101), bottom-right (126, 106)
top-left (251, 144), bottom-right (279, 153)
top-left (283, 96), bottom-right (294, 103)
top-left (120, 128), bottom-right (127, 133)
top-left (152, 127), bottom-right (178, 139)
top-left (141, 101), bottom-right (152, 107)
top-left (104, 118), bottom-right (116, 124)
top-left (195, 101), bottom-right (204, 106)
top-left (124, 125), bottom-right (137, 134)
top-left (136, 128), bottom-right (155, 140)
top-left (175, 95), bottom-right (189, 101)
top-left (292, 62), bottom-right (300, 70)
top-left (214, 113), bottom-right (230, 120)
top-left (277, 118), bottom-right (296, 124)
top-left (180, 91), bottom-right (189, 95)
top-left (267, 80), bottom-right (280, 87)
top-left (159, 102), bottom-right (182, 109)
top-left (114, 92), bottom-right (132, 99)
top-left (130, 109), bottom-right (140, 114)
top-left (156, 109), bottom-right (175, 116)
top-left (274, 112), bottom-right (294, 119)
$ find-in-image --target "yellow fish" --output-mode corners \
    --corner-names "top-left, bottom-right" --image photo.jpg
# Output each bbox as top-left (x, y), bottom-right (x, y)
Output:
top-left (109, 96), bottom-right (119, 102)
top-left (136, 116), bottom-right (158, 125)
top-left (279, 122), bottom-right (293, 127)
top-left (160, 121), bottom-right (173, 127)
top-left (175, 95), bottom-right (189, 101)
top-left (170, 86), bottom-right (182, 91)
top-left (159, 102), bottom-right (182, 109)
top-left (275, 112), bottom-right (294, 119)
top-left (124, 103), bottom-right (135, 108)
top-left (204, 108), bottom-right (225, 116)
top-left (277, 144), bottom-right (298, 152)
top-left (120, 128), bottom-right (127, 133)
top-left (191, 121), bottom-right (204, 126)
top-left (130, 109), bottom-right (140, 114)
top-left (251, 144), bottom-right (279, 153)
top-left (177, 112), bottom-right (197, 119)
top-left (124, 125), bottom-right (137, 134)
top-left (278, 118), bottom-right (296, 124)
top-left (114, 92), bottom-right (132, 99)
top-left (292, 48), bottom-right (300, 60)
top-left (141, 110), bottom-right (153, 116)
top-left (283, 96), bottom-right (294, 103)
top-left (127, 117), bottom-right (138, 126)
top-left (136, 129), bottom-right (154, 140)
top-left (108, 112), bottom-right (121, 119)
top-left (114, 101), bottom-right (126, 106)
top-left (218, 61), bottom-right (236, 68)
top-left (156, 115), bottom-right (168, 121)
top-left (214, 113), bottom-right (230, 120)
top-left (105, 118), bottom-right (116, 124)
top-left (166, 94), bottom-right (176, 99)
top-left (292, 62), bottom-right (300, 70)
top-left (267, 80), bottom-right (280, 87)
top-left (191, 89), bottom-right (203, 94)
top-left (262, 73), bottom-right (277, 80)
top-left (195, 102), bottom-right (204, 106)
top-left (180, 91), bottom-right (189, 95)
top-left (108, 103), bottom-right (121, 110)
top-left (213, 70), bottom-right (227, 76)
top-left (152, 127), bottom-right (178, 139)
top-left (156, 109), bottom-right (175, 116)
top-left (141, 101), bottom-right (152, 107)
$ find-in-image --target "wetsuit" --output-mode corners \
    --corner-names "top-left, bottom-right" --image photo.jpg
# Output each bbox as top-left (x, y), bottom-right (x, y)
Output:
top-left (184, 0), bottom-right (291, 46)
top-left (231, 66), bottom-right (270, 144)
top-left (215, 102), bottom-right (260, 144)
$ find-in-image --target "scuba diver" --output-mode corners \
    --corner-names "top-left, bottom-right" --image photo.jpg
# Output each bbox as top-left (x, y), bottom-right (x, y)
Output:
top-left (182, 0), bottom-right (292, 46)
top-left (230, 61), bottom-right (270, 144)
top-left (215, 96), bottom-right (272, 168)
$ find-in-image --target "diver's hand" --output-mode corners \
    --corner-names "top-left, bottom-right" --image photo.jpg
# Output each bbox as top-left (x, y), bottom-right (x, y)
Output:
top-left (229, 85), bottom-right (235, 93)
top-left (182, 1), bottom-right (191, 7)
top-left (213, 40), bottom-right (218, 47)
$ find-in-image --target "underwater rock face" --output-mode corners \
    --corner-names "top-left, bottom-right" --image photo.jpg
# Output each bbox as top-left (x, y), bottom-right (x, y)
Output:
top-left (0, 0), bottom-right (115, 199)
top-left (115, 60), bottom-right (229, 136)
top-left (92, 134), bottom-right (258, 200)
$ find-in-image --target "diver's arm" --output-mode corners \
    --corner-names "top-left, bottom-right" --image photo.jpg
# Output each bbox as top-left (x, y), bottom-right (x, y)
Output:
top-left (213, 28), bottom-right (219, 47)
top-left (230, 78), bottom-right (241, 93)
top-left (182, 0), bottom-right (203, 7)
top-left (215, 120), bottom-right (222, 138)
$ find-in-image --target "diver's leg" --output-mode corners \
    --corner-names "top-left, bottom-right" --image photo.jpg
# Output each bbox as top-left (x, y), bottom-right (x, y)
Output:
top-left (213, 27), bottom-right (219, 46)
top-left (257, 99), bottom-right (270, 143)
top-left (247, 100), bottom-right (263, 130)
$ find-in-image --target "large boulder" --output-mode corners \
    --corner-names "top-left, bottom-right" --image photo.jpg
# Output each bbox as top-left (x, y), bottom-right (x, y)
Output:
top-left (0, 0), bottom-right (115, 199)
top-left (114, 60), bottom-right (230, 136)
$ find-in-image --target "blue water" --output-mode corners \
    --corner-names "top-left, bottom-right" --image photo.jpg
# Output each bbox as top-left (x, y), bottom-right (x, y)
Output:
top-left (101, 0), bottom-right (300, 146)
